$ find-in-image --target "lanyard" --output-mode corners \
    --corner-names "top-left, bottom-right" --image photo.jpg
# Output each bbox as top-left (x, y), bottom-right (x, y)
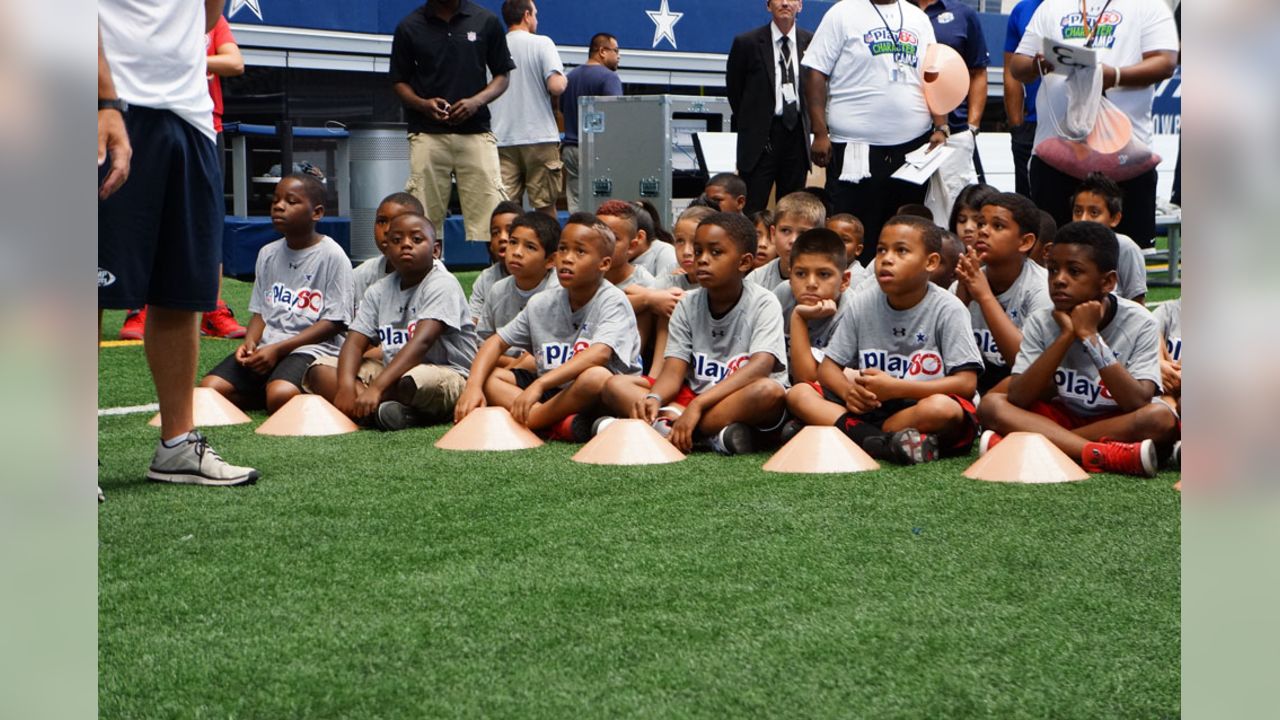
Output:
top-left (870, 0), bottom-right (906, 62)
top-left (1081, 0), bottom-right (1115, 48)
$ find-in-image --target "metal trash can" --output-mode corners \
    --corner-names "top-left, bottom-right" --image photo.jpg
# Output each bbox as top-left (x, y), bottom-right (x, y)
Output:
top-left (348, 122), bottom-right (409, 261)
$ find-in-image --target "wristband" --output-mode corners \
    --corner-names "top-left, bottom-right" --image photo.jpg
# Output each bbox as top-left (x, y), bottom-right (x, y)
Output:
top-left (1081, 335), bottom-right (1118, 371)
top-left (643, 393), bottom-right (661, 402)
top-left (931, 125), bottom-right (950, 138)
top-left (1113, 66), bottom-right (1122, 89)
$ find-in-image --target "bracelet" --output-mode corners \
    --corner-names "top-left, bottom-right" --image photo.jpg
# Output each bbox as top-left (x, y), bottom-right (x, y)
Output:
top-left (643, 393), bottom-right (662, 402)
top-left (1113, 66), bottom-right (1122, 89)
top-left (931, 125), bottom-right (951, 137)
top-left (1081, 335), bottom-right (1118, 371)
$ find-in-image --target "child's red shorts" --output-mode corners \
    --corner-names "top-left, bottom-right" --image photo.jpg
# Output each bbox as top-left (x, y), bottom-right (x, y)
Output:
top-left (643, 375), bottom-right (698, 408)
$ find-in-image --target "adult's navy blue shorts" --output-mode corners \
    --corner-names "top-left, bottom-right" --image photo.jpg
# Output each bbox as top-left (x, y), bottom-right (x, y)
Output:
top-left (98, 107), bottom-right (222, 311)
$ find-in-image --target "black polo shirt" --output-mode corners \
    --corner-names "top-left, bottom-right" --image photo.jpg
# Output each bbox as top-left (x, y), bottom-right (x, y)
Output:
top-left (389, 1), bottom-right (516, 134)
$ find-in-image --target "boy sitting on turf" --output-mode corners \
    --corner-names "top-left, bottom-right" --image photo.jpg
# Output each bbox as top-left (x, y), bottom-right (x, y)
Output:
top-left (976, 222), bottom-right (1179, 477)
top-left (201, 174), bottom-right (355, 413)
top-left (826, 212), bottom-right (873, 290)
top-left (469, 201), bottom-right (525, 322)
top-left (628, 202), bottom-right (680, 279)
top-left (747, 191), bottom-right (826, 291)
top-left (660, 205), bottom-right (715, 291)
top-left (455, 213), bottom-right (643, 440)
top-left (352, 192), bottom-right (424, 305)
top-left (776, 228), bottom-right (851, 385)
top-left (305, 213), bottom-right (477, 430)
top-left (785, 216), bottom-right (984, 464)
top-left (953, 192), bottom-right (1052, 394)
top-left (477, 212), bottom-right (560, 367)
top-left (600, 212), bottom-right (788, 455)
top-left (1071, 172), bottom-right (1147, 304)
top-left (704, 172), bottom-right (748, 214)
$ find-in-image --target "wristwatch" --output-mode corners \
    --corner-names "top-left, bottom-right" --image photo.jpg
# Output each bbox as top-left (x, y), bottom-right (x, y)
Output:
top-left (968, 124), bottom-right (980, 136)
top-left (98, 98), bottom-right (128, 114)
top-left (931, 125), bottom-right (950, 137)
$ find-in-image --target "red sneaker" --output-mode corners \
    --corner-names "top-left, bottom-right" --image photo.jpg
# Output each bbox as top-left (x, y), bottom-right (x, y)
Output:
top-left (202, 300), bottom-right (247, 338)
top-left (1081, 439), bottom-right (1158, 477)
top-left (546, 414), bottom-right (579, 442)
top-left (978, 430), bottom-right (1003, 457)
top-left (118, 307), bottom-right (147, 341)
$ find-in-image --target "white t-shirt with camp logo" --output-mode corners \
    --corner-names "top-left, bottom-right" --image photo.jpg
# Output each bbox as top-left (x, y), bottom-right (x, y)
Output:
top-left (497, 282), bottom-right (642, 381)
top-left (666, 282), bottom-right (789, 395)
top-left (1152, 298), bottom-right (1180, 362)
top-left (248, 236), bottom-right (355, 359)
top-left (1013, 294), bottom-right (1162, 417)
top-left (1016, 0), bottom-right (1179, 147)
top-left (801, 0), bottom-right (937, 146)
top-left (825, 283), bottom-right (983, 381)
top-left (349, 267), bottom-right (477, 376)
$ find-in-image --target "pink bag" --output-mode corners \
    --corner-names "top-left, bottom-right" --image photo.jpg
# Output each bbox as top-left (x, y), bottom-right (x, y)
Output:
top-left (1037, 94), bottom-right (1161, 181)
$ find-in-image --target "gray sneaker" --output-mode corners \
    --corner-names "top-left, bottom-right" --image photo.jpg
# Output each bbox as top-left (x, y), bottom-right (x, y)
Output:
top-left (374, 401), bottom-right (424, 431)
top-left (147, 432), bottom-right (259, 487)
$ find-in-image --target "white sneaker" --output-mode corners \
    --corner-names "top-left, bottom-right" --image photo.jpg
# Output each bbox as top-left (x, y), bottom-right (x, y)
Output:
top-left (147, 432), bottom-right (259, 487)
top-left (97, 486), bottom-right (105, 503)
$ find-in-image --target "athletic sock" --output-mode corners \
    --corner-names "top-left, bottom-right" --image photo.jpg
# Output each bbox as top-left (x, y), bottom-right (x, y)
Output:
top-left (162, 433), bottom-right (192, 449)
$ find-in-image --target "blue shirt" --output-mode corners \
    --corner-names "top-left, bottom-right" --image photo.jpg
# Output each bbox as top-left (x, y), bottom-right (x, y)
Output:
top-left (924, 0), bottom-right (989, 128)
top-left (559, 63), bottom-right (623, 146)
top-left (1004, 0), bottom-right (1044, 124)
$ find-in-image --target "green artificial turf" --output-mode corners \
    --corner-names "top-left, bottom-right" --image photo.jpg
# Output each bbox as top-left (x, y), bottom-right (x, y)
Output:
top-left (98, 271), bottom-right (1180, 717)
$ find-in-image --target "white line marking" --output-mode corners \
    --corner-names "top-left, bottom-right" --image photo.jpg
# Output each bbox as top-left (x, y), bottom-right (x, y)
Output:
top-left (98, 403), bottom-right (159, 417)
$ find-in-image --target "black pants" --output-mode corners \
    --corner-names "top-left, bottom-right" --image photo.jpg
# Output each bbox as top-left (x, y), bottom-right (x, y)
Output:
top-left (827, 131), bottom-right (931, 267)
top-left (1030, 157), bottom-right (1159, 249)
top-left (1010, 122), bottom-right (1036, 198)
top-left (742, 117), bottom-right (809, 215)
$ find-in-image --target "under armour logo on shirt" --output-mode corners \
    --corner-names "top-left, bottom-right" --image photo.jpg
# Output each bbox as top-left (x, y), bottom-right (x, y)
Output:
top-left (893, 328), bottom-right (906, 337)
top-left (712, 329), bottom-right (726, 338)
top-left (289, 262), bottom-right (302, 269)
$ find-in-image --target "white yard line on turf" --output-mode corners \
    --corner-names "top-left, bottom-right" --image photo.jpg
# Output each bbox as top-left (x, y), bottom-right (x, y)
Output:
top-left (98, 403), bottom-right (159, 417)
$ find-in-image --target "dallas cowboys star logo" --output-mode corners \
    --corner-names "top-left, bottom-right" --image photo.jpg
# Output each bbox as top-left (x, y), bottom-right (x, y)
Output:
top-left (229, 0), bottom-right (263, 21)
top-left (915, 331), bottom-right (927, 345)
top-left (646, 0), bottom-right (683, 49)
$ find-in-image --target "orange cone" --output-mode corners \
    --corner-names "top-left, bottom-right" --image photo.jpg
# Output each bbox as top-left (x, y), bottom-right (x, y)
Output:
top-left (435, 407), bottom-right (544, 451)
top-left (148, 387), bottom-right (252, 427)
top-left (1173, 480), bottom-right (1181, 492)
top-left (255, 394), bottom-right (359, 436)
top-left (963, 432), bottom-right (1089, 484)
top-left (572, 419), bottom-right (684, 465)
top-left (763, 426), bottom-right (880, 474)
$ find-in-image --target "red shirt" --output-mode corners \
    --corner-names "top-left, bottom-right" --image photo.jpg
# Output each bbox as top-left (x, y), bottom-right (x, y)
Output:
top-left (206, 17), bottom-right (236, 132)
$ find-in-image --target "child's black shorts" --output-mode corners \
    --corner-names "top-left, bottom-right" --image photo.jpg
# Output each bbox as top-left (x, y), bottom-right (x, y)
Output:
top-left (98, 107), bottom-right (222, 311)
top-left (511, 368), bottom-right (563, 404)
top-left (815, 382), bottom-right (979, 457)
top-left (206, 351), bottom-right (315, 409)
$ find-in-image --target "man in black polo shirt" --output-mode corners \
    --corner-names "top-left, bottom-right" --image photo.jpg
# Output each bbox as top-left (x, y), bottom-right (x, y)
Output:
top-left (391, 0), bottom-right (516, 245)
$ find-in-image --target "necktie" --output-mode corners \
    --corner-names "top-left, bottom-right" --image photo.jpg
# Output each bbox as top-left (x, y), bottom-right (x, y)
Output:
top-left (779, 35), bottom-right (799, 131)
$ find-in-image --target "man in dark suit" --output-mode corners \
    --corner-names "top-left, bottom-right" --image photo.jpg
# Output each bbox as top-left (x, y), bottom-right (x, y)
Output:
top-left (725, 0), bottom-right (813, 214)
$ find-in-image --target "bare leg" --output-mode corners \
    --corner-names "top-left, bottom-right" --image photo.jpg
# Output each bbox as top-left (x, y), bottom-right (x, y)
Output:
top-left (524, 366), bottom-right (613, 429)
top-left (785, 383), bottom-right (845, 426)
top-left (147, 307), bottom-right (199, 439)
top-left (265, 380), bottom-right (302, 414)
top-left (482, 368), bottom-right (523, 409)
top-left (304, 365), bottom-right (339, 402)
top-left (601, 374), bottom-right (655, 417)
top-left (881, 394), bottom-right (964, 434)
top-left (199, 374), bottom-right (247, 409)
top-left (649, 317), bottom-right (669, 378)
top-left (697, 379), bottom-right (786, 434)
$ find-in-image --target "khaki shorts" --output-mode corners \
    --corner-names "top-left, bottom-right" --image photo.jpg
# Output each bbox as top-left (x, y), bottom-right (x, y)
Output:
top-left (305, 356), bottom-right (466, 422)
top-left (498, 142), bottom-right (563, 210)
top-left (406, 131), bottom-right (508, 245)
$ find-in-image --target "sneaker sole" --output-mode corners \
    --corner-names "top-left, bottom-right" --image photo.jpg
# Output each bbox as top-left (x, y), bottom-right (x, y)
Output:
top-left (147, 469), bottom-right (259, 487)
top-left (1138, 439), bottom-right (1158, 477)
top-left (201, 327), bottom-right (247, 338)
top-left (978, 430), bottom-right (998, 457)
top-left (714, 424), bottom-right (754, 456)
top-left (890, 429), bottom-right (939, 465)
top-left (376, 403), bottom-right (421, 432)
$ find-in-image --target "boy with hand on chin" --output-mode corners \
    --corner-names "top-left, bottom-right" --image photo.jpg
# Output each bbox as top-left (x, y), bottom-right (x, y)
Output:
top-left (953, 192), bottom-right (1052, 394)
top-left (600, 212), bottom-right (788, 456)
top-left (200, 174), bottom-right (354, 414)
top-left (775, 228), bottom-right (851, 386)
top-left (455, 214), bottom-right (642, 440)
top-left (978, 222), bottom-right (1178, 477)
top-left (785, 216), bottom-right (984, 464)
top-left (305, 213), bottom-right (476, 431)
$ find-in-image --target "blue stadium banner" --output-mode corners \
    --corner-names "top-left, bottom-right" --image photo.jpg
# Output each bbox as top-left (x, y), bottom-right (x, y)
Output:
top-left (225, 0), bottom-right (839, 53)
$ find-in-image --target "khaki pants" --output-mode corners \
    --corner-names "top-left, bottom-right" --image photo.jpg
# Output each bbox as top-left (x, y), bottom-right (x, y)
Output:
top-left (561, 144), bottom-right (580, 213)
top-left (499, 142), bottom-right (563, 210)
top-left (306, 356), bottom-right (466, 423)
top-left (406, 132), bottom-right (508, 245)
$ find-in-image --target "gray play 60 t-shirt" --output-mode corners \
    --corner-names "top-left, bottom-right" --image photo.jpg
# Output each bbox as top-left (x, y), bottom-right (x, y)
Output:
top-left (498, 282), bottom-right (642, 382)
top-left (825, 284), bottom-right (983, 381)
top-left (349, 267), bottom-right (477, 376)
top-left (1013, 295), bottom-right (1162, 418)
top-left (249, 235), bottom-right (355, 358)
top-left (666, 282), bottom-right (789, 394)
